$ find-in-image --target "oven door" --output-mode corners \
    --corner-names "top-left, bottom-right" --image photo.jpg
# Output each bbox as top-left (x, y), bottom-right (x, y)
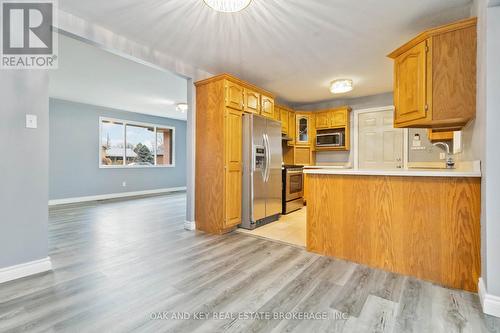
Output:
top-left (286, 170), bottom-right (304, 201)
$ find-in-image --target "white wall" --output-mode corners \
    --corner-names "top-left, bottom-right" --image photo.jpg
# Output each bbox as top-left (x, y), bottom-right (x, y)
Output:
top-left (56, 10), bottom-right (214, 228)
top-left (468, 0), bottom-right (500, 317)
top-left (484, 3), bottom-right (500, 297)
top-left (0, 71), bottom-right (49, 269)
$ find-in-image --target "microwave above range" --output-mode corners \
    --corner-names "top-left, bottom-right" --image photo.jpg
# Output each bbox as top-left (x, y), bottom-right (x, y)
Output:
top-left (316, 128), bottom-right (346, 147)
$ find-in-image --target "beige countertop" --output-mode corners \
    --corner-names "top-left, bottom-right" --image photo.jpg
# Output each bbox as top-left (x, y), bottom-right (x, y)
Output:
top-left (303, 161), bottom-right (481, 178)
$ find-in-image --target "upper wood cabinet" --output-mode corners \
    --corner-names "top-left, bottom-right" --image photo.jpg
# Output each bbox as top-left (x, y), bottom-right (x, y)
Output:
top-left (280, 107), bottom-right (289, 133)
top-left (314, 107), bottom-right (350, 130)
top-left (243, 88), bottom-right (260, 114)
top-left (261, 95), bottom-right (275, 119)
top-left (273, 105), bottom-right (281, 121)
top-left (225, 81), bottom-right (244, 110)
top-left (288, 111), bottom-right (296, 145)
top-left (388, 18), bottom-right (477, 129)
top-left (295, 113), bottom-right (312, 146)
top-left (315, 112), bottom-right (330, 129)
top-left (332, 109), bottom-right (348, 127)
top-left (393, 41), bottom-right (428, 125)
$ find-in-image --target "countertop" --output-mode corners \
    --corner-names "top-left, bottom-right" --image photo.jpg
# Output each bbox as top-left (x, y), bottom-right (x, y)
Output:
top-left (303, 161), bottom-right (481, 178)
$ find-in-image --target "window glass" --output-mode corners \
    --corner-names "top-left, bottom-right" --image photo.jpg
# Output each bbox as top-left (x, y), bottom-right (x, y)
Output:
top-left (156, 127), bottom-right (174, 166)
top-left (100, 118), bottom-right (175, 168)
top-left (101, 120), bottom-right (124, 166)
top-left (125, 124), bottom-right (155, 166)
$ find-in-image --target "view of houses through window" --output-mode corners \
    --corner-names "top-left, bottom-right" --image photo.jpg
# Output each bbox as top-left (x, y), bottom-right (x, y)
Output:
top-left (100, 118), bottom-right (174, 167)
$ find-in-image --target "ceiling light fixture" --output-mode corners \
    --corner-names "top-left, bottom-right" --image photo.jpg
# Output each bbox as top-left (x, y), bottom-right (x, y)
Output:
top-left (176, 103), bottom-right (188, 113)
top-left (203, 0), bottom-right (252, 13)
top-left (330, 79), bottom-right (354, 94)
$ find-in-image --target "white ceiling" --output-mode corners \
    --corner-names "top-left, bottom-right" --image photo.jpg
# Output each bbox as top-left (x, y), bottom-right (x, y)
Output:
top-left (57, 0), bottom-right (472, 104)
top-left (49, 34), bottom-right (188, 120)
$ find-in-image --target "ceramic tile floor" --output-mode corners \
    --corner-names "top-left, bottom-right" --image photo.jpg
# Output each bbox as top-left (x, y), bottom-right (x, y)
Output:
top-left (237, 207), bottom-right (306, 247)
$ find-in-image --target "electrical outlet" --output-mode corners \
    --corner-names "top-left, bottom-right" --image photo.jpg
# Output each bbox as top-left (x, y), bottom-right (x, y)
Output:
top-left (122, 181), bottom-right (127, 187)
top-left (440, 153), bottom-right (446, 160)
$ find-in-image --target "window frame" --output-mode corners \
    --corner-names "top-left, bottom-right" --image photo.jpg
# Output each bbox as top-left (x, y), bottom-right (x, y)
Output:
top-left (99, 116), bottom-right (176, 169)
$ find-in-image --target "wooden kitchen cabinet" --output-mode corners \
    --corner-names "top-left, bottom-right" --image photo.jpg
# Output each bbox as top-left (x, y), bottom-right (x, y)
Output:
top-left (273, 105), bottom-right (281, 121)
top-left (261, 95), bottom-right (275, 119)
top-left (288, 111), bottom-right (296, 146)
top-left (225, 80), bottom-right (244, 110)
top-left (315, 112), bottom-right (330, 129)
top-left (295, 113), bottom-right (312, 146)
top-left (195, 74), bottom-right (276, 234)
top-left (388, 18), bottom-right (477, 129)
top-left (313, 106), bottom-right (350, 130)
top-left (280, 107), bottom-right (289, 134)
top-left (331, 109), bottom-right (348, 127)
top-left (294, 146), bottom-right (313, 166)
top-left (243, 88), bottom-right (260, 114)
top-left (224, 107), bottom-right (243, 228)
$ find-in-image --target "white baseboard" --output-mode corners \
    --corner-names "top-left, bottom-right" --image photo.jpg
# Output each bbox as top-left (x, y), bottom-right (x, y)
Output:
top-left (478, 277), bottom-right (500, 318)
top-left (0, 257), bottom-right (52, 284)
top-left (49, 187), bottom-right (187, 206)
top-left (184, 220), bottom-right (196, 231)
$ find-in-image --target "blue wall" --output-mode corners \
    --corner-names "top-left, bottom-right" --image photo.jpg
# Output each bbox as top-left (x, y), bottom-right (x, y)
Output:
top-left (49, 98), bottom-right (187, 200)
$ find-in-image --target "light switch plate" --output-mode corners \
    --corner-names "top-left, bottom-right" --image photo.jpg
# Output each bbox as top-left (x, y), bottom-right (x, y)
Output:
top-left (440, 153), bottom-right (446, 160)
top-left (26, 114), bottom-right (37, 129)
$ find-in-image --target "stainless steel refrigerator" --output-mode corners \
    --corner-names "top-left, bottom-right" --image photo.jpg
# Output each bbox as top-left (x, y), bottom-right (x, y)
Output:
top-left (241, 114), bottom-right (282, 230)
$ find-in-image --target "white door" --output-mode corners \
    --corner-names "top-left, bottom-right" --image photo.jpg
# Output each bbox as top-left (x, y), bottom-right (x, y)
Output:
top-left (358, 110), bottom-right (403, 169)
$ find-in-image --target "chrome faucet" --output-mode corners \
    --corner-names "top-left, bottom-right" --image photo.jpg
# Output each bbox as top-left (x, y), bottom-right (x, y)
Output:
top-left (432, 142), bottom-right (455, 169)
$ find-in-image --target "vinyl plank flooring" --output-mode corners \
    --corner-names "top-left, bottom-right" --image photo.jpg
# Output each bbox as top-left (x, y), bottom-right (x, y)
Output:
top-left (0, 192), bottom-right (498, 333)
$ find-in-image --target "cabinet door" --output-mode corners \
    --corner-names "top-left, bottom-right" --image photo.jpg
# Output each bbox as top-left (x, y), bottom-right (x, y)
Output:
top-left (394, 41), bottom-right (428, 124)
top-left (296, 114), bottom-right (310, 145)
top-left (225, 81), bottom-right (244, 111)
top-left (315, 112), bottom-right (330, 129)
top-left (261, 95), bottom-right (275, 119)
top-left (273, 105), bottom-right (281, 121)
top-left (224, 108), bottom-right (243, 228)
top-left (244, 88), bottom-right (260, 114)
top-left (288, 112), bottom-right (296, 145)
top-left (294, 146), bottom-right (312, 165)
top-left (281, 109), bottom-right (289, 134)
top-left (331, 110), bottom-right (347, 127)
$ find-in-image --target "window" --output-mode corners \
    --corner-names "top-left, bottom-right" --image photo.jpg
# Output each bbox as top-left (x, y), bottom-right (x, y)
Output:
top-left (100, 117), bottom-right (175, 168)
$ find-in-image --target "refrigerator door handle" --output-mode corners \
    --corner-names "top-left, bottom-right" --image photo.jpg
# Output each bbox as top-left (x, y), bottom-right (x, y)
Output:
top-left (263, 134), bottom-right (268, 183)
top-left (264, 133), bottom-right (271, 183)
top-left (261, 134), bottom-right (267, 181)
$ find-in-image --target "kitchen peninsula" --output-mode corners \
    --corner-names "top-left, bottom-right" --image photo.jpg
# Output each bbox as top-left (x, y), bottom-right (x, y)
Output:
top-left (304, 164), bottom-right (481, 292)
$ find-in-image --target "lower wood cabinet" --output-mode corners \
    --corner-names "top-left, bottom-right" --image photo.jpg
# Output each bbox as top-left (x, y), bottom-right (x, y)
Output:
top-left (224, 107), bottom-right (243, 228)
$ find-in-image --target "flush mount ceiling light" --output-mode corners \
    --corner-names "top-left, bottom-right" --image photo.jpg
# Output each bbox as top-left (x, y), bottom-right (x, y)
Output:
top-left (330, 79), bottom-right (354, 94)
top-left (203, 0), bottom-right (253, 13)
top-left (176, 103), bottom-right (188, 113)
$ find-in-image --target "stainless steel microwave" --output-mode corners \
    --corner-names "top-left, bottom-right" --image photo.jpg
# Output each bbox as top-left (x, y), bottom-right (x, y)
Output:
top-left (316, 130), bottom-right (345, 147)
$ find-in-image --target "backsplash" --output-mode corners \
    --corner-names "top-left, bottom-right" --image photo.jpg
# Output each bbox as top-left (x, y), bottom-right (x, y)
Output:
top-left (408, 128), bottom-right (454, 163)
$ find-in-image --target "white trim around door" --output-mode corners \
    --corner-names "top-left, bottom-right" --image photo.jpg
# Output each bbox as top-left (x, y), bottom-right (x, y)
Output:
top-left (353, 106), bottom-right (409, 170)
top-left (0, 257), bottom-right (52, 284)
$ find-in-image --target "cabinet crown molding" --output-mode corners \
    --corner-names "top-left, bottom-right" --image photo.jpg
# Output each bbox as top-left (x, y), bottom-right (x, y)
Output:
top-left (388, 17), bottom-right (477, 59)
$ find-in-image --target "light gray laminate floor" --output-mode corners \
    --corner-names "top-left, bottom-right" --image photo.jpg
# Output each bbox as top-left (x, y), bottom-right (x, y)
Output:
top-left (0, 192), bottom-right (499, 332)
